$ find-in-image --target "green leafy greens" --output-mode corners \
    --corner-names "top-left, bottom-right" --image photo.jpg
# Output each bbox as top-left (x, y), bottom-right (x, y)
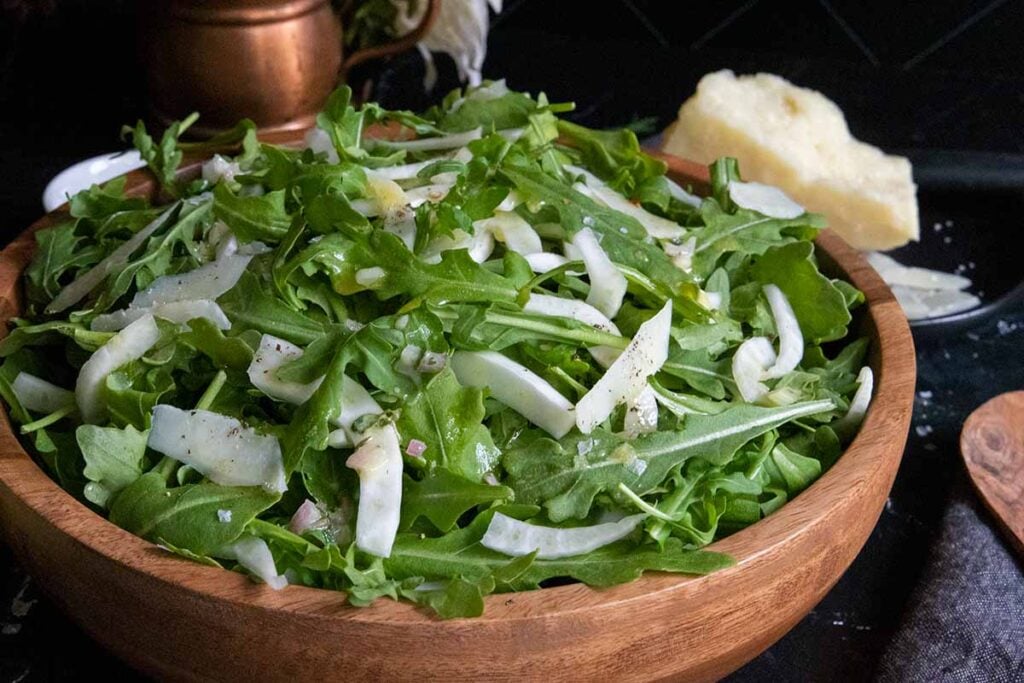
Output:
top-left (0, 83), bottom-right (870, 619)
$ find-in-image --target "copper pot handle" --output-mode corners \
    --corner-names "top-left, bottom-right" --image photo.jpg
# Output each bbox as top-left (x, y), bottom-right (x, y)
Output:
top-left (340, 0), bottom-right (440, 79)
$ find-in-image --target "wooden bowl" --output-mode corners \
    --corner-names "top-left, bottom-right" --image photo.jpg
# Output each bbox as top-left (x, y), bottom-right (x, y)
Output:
top-left (0, 148), bottom-right (915, 682)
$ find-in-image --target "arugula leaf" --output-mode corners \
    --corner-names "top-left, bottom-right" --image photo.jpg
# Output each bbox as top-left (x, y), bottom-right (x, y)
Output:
top-left (300, 447), bottom-right (358, 509)
top-left (400, 470), bottom-right (511, 532)
top-left (219, 272), bottom-right (326, 345)
top-left (395, 368), bottom-right (501, 481)
top-left (2, 83), bottom-right (874, 617)
top-left (385, 510), bottom-right (733, 588)
top-left (501, 164), bottom-right (689, 292)
top-left (123, 113), bottom-right (199, 197)
top-left (749, 241), bottom-right (854, 343)
top-left (179, 318), bottom-right (254, 371)
top-left (109, 472), bottom-right (280, 555)
top-left (557, 120), bottom-right (666, 196)
top-left (368, 232), bottom-right (518, 304)
top-left (78, 424), bottom-right (149, 508)
top-left (69, 176), bottom-right (149, 219)
top-left (446, 303), bottom-right (627, 352)
top-left (91, 201), bottom-right (210, 312)
top-left (436, 89), bottom-right (544, 133)
top-left (24, 221), bottom-right (88, 307)
top-left (315, 86), bottom-right (406, 167)
top-left (690, 201), bottom-right (823, 278)
top-left (504, 399), bottom-right (834, 521)
top-left (212, 184), bottom-right (291, 243)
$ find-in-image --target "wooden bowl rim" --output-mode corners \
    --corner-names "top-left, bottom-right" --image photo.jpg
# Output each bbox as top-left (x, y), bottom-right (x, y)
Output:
top-left (0, 145), bottom-right (915, 625)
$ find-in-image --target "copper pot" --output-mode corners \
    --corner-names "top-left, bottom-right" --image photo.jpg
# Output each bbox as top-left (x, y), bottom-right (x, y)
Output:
top-left (143, 0), bottom-right (438, 136)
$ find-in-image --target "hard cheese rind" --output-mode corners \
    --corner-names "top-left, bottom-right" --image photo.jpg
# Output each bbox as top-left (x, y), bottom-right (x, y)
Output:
top-left (664, 70), bottom-right (919, 250)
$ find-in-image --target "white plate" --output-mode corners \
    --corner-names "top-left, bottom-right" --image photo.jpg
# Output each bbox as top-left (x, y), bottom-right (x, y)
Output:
top-left (43, 150), bottom-right (147, 212)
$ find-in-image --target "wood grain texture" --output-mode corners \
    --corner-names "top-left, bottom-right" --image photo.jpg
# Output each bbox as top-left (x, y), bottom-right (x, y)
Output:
top-left (0, 146), bottom-right (916, 682)
top-left (961, 391), bottom-right (1024, 558)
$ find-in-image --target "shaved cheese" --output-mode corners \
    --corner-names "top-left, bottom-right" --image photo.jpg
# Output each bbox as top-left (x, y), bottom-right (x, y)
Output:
top-left (762, 284), bottom-right (803, 378)
top-left (76, 314), bottom-right (160, 423)
top-left (566, 164), bottom-right (685, 240)
top-left (218, 536), bottom-right (287, 589)
top-left (576, 301), bottom-right (672, 434)
top-left (624, 386), bottom-right (659, 438)
top-left (451, 350), bottom-right (576, 438)
top-left (12, 372), bottom-right (75, 414)
top-left (133, 251), bottom-right (251, 307)
top-left (728, 181), bottom-right (805, 219)
top-left (834, 366), bottom-right (874, 436)
top-left (91, 299), bottom-right (229, 332)
top-left (149, 405), bottom-right (287, 492)
top-left (481, 511), bottom-right (646, 559)
top-left (890, 285), bottom-right (929, 320)
top-left (47, 207), bottom-right (175, 314)
top-left (866, 252), bottom-right (971, 291)
top-left (524, 293), bottom-right (622, 367)
top-left (247, 335), bottom-right (382, 441)
top-left (891, 285), bottom-right (981, 320)
top-left (525, 252), bottom-right (569, 273)
top-left (346, 423), bottom-right (403, 557)
top-left (572, 227), bottom-right (627, 319)
top-left (478, 211), bottom-right (542, 254)
top-left (423, 228), bottom-right (494, 264)
top-left (731, 337), bottom-right (777, 404)
top-left (377, 127), bottom-right (482, 152)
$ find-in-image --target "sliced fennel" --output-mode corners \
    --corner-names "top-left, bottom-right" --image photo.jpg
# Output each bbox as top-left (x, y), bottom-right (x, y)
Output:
top-left (75, 314), bottom-right (161, 423)
top-left (346, 423), bottom-right (403, 558)
top-left (481, 512), bottom-right (647, 559)
top-left (451, 350), bottom-right (576, 438)
top-left (12, 372), bottom-right (75, 414)
top-left (572, 227), bottom-right (627, 320)
top-left (576, 301), bottom-right (672, 434)
top-left (148, 405), bottom-right (287, 493)
top-left (217, 536), bottom-right (287, 589)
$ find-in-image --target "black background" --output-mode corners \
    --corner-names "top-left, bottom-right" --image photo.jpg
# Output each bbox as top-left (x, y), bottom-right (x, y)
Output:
top-left (1, 1), bottom-right (1023, 680)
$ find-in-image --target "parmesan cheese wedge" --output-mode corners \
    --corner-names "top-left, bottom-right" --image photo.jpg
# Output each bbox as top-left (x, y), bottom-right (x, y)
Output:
top-left (664, 70), bottom-right (919, 250)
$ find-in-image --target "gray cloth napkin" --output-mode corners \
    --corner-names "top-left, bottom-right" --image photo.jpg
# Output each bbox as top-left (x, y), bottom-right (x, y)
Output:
top-left (876, 475), bottom-right (1024, 682)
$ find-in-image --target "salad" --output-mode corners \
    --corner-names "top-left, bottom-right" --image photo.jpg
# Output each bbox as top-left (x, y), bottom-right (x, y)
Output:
top-left (0, 82), bottom-right (873, 618)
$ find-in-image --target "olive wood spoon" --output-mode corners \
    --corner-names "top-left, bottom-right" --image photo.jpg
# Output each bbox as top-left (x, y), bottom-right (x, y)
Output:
top-left (960, 391), bottom-right (1024, 558)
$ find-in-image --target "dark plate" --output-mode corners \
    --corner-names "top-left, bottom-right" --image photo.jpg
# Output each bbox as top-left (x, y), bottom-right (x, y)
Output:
top-left (889, 186), bottom-right (1024, 336)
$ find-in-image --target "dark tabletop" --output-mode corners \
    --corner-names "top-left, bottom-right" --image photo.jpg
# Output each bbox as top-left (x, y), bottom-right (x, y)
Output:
top-left (2, 2), bottom-right (1023, 680)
